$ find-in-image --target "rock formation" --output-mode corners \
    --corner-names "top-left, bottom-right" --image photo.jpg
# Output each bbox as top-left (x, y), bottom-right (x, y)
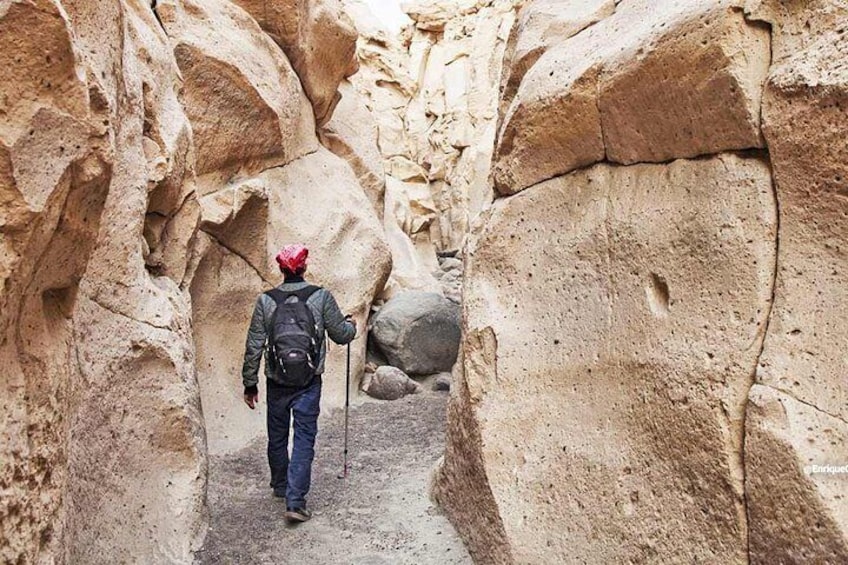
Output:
top-left (361, 365), bottom-right (422, 400)
top-left (740, 1), bottom-right (848, 561)
top-left (1, 0), bottom-right (389, 561)
top-left (3, 0), bottom-right (846, 562)
top-left (2, 1), bottom-right (205, 561)
top-left (230, 0), bottom-right (360, 126)
top-left (342, 0), bottom-right (518, 298)
top-left (371, 290), bottom-right (461, 375)
top-left (435, 0), bottom-right (848, 563)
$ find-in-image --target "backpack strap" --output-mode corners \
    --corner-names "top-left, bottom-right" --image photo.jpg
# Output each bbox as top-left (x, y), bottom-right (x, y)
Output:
top-left (264, 285), bottom-right (322, 304)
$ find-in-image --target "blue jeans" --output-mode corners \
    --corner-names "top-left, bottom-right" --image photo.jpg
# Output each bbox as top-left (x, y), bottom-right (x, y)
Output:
top-left (266, 378), bottom-right (321, 508)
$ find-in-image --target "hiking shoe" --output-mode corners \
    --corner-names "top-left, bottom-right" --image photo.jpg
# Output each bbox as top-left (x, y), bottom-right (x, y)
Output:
top-left (273, 490), bottom-right (286, 500)
top-left (284, 507), bottom-right (312, 523)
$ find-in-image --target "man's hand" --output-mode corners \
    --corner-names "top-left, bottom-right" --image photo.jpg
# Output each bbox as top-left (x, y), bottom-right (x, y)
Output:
top-left (344, 314), bottom-right (358, 338)
top-left (244, 392), bottom-right (259, 410)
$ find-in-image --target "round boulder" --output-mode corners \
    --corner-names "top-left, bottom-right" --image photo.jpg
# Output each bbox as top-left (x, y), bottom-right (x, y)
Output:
top-left (371, 291), bottom-right (461, 375)
top-left (362, 366), bottom-right (421, 401)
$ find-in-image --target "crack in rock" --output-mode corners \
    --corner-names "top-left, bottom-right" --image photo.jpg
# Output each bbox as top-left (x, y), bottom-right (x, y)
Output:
top-left (200, 229), bottom-right (276, 287)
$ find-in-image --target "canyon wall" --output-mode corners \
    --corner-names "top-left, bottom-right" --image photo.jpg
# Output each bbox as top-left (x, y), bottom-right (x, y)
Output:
top-left (435, 0), bottom-right (848, 563)
top-left (4, 0), bottom-right (846, 562)
top-left (343, 0), bottom-right (517, 298)
top-left (1, 0), bottom-right (390, 561)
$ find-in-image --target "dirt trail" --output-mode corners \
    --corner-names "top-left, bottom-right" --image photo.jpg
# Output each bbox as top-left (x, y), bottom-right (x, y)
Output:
top-left (197, 391), bottom-right (471, 564)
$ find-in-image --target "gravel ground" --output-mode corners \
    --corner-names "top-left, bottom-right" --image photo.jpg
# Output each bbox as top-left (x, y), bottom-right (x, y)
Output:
top-left (197, 391), bottom-right (471, 564)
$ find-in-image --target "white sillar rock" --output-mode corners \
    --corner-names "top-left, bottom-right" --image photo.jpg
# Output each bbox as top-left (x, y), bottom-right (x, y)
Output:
top-left (157, 0), bottom-right (317, 178)
top-left (437, 154), bottom-right (778, 563)
top-left (745, 385), bottom-right (848, 562)
top-left (499, 0), bottom-right (615, 115)
top-left (742, 1), bottom-right (848, 560)
top-left (381, 176), bottom-right (444, 298)
top-left (495, 0), bottom-right (770, 194)
top-left (319, 80), bottom-right (387, 218)
top-left (1, 0), bottom-right (207, 562)
top-left (230, 0), bottom-right (360, 125)
top-left (437, 6), bottom-right (848, 560)
top-left (343, 0), bottom-right (518, 293)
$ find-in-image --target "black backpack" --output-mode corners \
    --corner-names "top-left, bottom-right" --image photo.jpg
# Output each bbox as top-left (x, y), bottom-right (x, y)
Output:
top-left (265, 286), bottom-right (321, 388)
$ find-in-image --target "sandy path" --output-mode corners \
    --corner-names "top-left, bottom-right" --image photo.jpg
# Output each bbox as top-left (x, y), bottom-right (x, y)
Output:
top-left (197, 391), bottom-right (471, 564)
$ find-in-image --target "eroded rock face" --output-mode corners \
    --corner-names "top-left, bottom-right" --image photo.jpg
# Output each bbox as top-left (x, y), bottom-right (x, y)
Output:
top-left (157, 0), bottom-right (317, 179)
top-left (0, 0), bottom-right (203, 562)
top-left (2, 0), bottom-right (390, 560)
top-left (745, 385), bottom-right (848, 562)
top-left (741, 2), bottom-right (848, 561)
top-left (499, 0), bottom-right (615, 116)
top-left (319, 80), bottom-right (386, 217)
top-left (494, 0), bottom-right (770, 194)
top-left (232, 0), bottom-right (360, 125)
top-left (440, 155), bottom-right (777, 563)
top-left (439, 0), bottom-right (848, 561)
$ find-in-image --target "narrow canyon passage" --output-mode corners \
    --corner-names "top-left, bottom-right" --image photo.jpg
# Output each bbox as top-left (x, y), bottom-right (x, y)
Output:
top-left (198, 392), bottom-right (469, 564)
top-left (3, 0), bottom-right (847, 562)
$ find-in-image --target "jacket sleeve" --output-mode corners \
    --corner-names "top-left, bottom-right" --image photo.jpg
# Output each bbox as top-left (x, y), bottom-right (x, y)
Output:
top-left (322, 290), bottom-right (356, 345)
top-left (241, 295), bottom-right (267, 389)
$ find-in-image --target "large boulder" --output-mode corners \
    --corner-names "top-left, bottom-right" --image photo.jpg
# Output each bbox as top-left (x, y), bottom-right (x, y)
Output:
top-left (371, 291), bottom-right (461, 375)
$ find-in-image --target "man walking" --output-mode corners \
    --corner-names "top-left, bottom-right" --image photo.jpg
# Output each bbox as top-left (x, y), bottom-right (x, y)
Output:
top-left (241, 244), bottom-right (356, 523)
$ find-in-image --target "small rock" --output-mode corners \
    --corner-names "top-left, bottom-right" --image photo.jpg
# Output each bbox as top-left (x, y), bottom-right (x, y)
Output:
top-left (439, 257), bottom-right (462, 272)
top-left (440, 269), bottom-right (460, 282)
top-left (362, 366), bottom-right (421, 401)
top-left (432, 373), bottom-right (452, 392)
top-left (443, 286), bottom-right (462, 304)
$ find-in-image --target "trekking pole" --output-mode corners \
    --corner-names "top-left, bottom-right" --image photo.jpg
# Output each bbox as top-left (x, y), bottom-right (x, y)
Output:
top-left (338, 341), bottom-right (351, 480)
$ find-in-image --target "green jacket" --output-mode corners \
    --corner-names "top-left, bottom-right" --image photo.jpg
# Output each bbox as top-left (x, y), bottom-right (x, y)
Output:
top-left (241, 279), bottom-right (355, 389)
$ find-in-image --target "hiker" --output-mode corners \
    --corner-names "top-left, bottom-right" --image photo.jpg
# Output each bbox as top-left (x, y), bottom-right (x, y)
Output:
top-left (241, 244), bottom-right (356, 523)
